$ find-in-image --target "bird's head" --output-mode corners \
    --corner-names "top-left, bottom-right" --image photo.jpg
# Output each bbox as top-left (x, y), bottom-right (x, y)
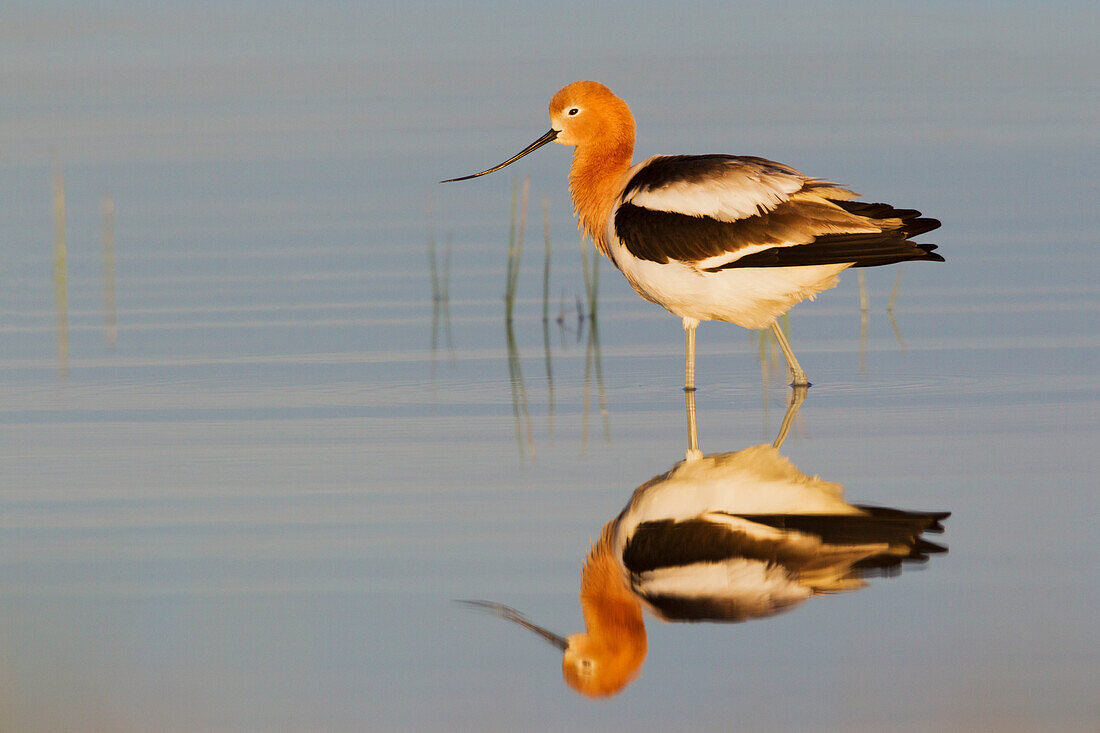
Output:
top-left (440, 80), bottom-right (634, 183)
top-left (547, 80), bottom-right (635, 150)
top-left (458, 600), bottom-right (646, 698)
top-left (561, 631), bottom-right (647, 698)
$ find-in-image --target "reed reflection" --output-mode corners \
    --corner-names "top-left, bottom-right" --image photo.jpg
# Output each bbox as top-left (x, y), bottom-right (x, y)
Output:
top-left (506, 317), bottom-right (535, 458)
top-left (463, 393), bottom-right (948, 698)
top-left (499, 191), bottom-right (609, 459)
top-left (581, 311), bottom-right (610, 450)
top-left (427, 202), bottom-right (455, 380)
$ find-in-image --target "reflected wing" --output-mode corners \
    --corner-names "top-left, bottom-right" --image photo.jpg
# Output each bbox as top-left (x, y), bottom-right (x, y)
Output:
top-left (615, 154), bottom-right (942, 269)
top-left (622, 515), bottom-right (818, 622)
top-left (622, 515), bottom-right (816, 574)
top-left (741, 509), bottom-right (950, 570)
top-left (636, 559), bottom-right (809, 622)
top-left (622, 510), bottom-right (949, 621)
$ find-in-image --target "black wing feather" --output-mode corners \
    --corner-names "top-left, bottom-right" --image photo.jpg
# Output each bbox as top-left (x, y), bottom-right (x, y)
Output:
top-left (734, 510), bottom-right (950, 547)
top-left (641, 592), bottom-right (795, 623)
top-left (715, 236), bottom-right (944, 270)
top-left (622, 518), bottom-right (785, 575)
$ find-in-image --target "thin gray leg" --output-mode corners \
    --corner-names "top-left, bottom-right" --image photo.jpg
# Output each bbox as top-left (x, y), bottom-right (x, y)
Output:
top-left (683, 317), bottom-right (699, 391)
top-left (769, 321), bottom-right (809, 387)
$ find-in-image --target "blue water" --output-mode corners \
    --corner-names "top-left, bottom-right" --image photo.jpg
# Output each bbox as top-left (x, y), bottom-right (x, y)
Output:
top-left (2, 2), bottom-right (1098, 731)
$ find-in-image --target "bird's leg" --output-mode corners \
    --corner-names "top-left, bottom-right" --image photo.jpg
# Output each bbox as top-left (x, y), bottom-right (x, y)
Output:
top-left (683, 317), bottom-right (699, 392)
top-left (769, 321), bottom-right (810, 387)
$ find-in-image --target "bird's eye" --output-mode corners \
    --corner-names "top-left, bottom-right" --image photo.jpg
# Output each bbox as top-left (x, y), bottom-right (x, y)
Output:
top-left (567, 107), bottom-right (580, 116)
top-left (579, 659), bottom-right (594, 675)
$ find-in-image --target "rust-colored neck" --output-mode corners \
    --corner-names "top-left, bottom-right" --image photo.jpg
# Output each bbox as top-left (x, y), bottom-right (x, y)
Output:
top-left (578, 528), bottom-right (646, 652)
top-left (569, 140), bottom-right (633, 260)
top-left (562, 525), bottom-right (648, 697)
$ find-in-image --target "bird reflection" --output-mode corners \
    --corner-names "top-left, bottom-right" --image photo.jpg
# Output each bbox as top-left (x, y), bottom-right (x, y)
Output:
top-left (462, 393), bottom-right (948, 697)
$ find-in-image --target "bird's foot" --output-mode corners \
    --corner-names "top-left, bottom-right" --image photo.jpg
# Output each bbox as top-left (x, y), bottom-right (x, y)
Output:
top-left (787, 370), bottom-right (811, 388)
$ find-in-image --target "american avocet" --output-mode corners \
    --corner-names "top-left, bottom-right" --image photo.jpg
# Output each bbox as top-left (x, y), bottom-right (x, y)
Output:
top-left (461, 439), bottom-right (948, 697)
top-left (443, 81), bottom-right (943, 389)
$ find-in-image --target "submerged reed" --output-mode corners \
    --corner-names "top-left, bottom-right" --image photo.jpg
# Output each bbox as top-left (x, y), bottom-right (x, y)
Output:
top-left (427, 200), bottom-right (454, 374)
top-left (542, 195), bottom-right (551, 323)
top-left (504, 176), bottom-right (529, 321)
top-left (427, 199), bottom-right (451, 304)
top-left (506, 318), bottom-right (535, 459)
top-left (580, 233), bottom-right (599, 320)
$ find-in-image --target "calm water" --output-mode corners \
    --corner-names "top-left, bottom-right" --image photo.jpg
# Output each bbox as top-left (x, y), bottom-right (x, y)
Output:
top-left (2, 2), bottom-right (1098, 731)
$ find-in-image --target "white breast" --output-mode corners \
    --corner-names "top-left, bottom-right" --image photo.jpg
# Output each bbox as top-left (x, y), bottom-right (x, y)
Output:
top-left (607, 229), bottom-right (850, 328)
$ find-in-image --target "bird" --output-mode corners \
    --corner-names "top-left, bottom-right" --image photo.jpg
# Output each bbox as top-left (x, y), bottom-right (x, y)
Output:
top-left (460, 437), bottom-right (948, 698)
top-left (442, 80), bottom-right (943, 389)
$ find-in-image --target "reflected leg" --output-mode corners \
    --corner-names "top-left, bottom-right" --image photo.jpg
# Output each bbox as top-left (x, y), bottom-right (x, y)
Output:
top-left (685, 387), bottom-right (702, 461)
top-left (772, 384), bottom-right (808, 450)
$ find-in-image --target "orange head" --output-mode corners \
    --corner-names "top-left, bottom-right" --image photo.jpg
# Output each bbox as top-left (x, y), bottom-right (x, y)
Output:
top-left (458, 527), bottom-right (648, 699)
top-left (559, 527), bottom-right (648, 697)
top-left (547, 81), bottom-right (636, 154)
top-left (561, 629), bottom-right (647, 698)
top-left (440, 80), bottom-right (635, 183)
top-left (458, 599), bottom-right (645, 698)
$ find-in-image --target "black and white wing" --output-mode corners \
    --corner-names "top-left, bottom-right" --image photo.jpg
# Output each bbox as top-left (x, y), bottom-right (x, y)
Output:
top-left (620, 514), bottom-right (818, 623)
top-left (614, 154), bottom-right (942, 270)
top-left (620, 508), bottom-right (949, 622)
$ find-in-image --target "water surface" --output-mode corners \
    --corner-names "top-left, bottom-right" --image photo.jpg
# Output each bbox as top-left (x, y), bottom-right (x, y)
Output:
top-left (2, 2), bottom-right (1098, 731)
